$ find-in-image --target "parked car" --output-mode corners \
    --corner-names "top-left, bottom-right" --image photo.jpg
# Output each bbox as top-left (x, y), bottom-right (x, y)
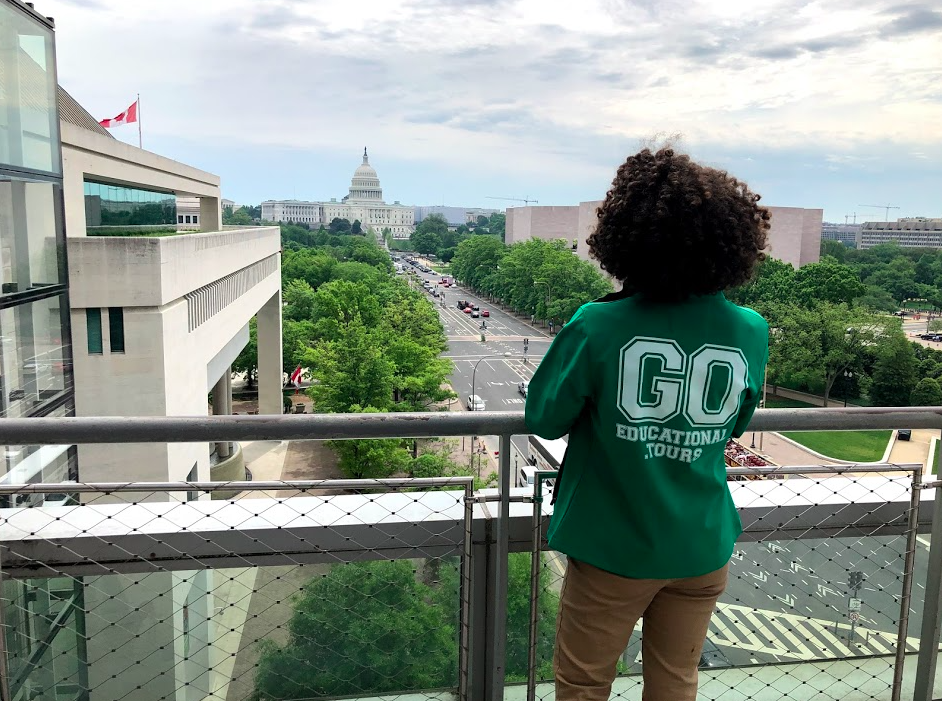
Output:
top-left (466, 394), bottom-right (486, 411)
top-left (898, 429), bottom-right (912, 441)
top-left (482, 309), bottom-right (490, 317)
top-left (457, 300), bottom-right (469, 309)
top-left (518, 381), bottom-right (528, 397)
top-left (463, 307), bottom-right (473, 314)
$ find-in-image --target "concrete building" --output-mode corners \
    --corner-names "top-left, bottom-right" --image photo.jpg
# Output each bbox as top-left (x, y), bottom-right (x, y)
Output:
top-left (857, 218), bottom-right (942, 250)
top-left (822, 222), bottom-right (862, 247)
top-left (414, 205), bottom-right (499, 226)
top-left (262, 148), bottom-right (415, 237)
top-left (506, 201), bottom-right (823, 268)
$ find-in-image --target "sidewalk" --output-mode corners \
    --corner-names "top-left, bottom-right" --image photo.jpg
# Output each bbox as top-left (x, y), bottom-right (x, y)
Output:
top-left (888, 428), bottom-right (934, 472)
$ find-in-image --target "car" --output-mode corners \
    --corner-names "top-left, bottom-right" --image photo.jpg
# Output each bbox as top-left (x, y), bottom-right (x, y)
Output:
top-left (457, 300), bottom-right (467, 309)
top-left (518, 381), bottom-right (529, 397)
top-left (466, 394), bottom-right (486, 411)
top-left (482, 310), bottom-right (490, 317)
top-left (471, 311), bottom-right (480, 318)
top-left (471, 305), bottom-right (480, 312)
top-left (463, 307), bottom-right (472, 314)
top-left (898, 429), bottom-right (912, 441)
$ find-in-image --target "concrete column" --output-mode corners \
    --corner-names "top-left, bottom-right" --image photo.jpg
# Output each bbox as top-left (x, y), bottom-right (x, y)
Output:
top-left (199, 195), bottom-right (222, 232)
top-left (257, 288), bottom-right (284, 415)
top-left (224, 366), bottom-right (233, 415)
top-left (211, 373), bottom-right (231, 458)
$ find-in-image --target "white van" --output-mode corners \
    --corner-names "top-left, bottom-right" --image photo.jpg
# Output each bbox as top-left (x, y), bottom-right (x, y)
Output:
top-left (518, 465), bottom-right (555, 492)
top-left (466, 394), bottom-right (486, 411)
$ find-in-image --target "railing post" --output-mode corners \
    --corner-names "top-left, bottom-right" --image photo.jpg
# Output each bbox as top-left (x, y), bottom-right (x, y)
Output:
top-left (483, 434), bottom-right (512, 701)
top-left (527, 472), bottom-right (550, 701)
top-left (459, 483), bottom-right (474, 701)
top-left (894, 467), bottom-right (923, 701)
top-left (0, 549), bottom-right (12, 701)
top-left (914, 479), bottom-right (942, 701)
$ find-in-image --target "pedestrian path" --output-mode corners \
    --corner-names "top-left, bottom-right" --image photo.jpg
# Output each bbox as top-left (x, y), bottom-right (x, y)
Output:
top-left (708, 602), bottom-right (918, 661)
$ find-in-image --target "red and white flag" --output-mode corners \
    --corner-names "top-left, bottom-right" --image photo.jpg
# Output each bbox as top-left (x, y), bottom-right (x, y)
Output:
top-left (99, 99), bottom-right (139, 129)
top-left (289, 365), bottom-right (303, 388)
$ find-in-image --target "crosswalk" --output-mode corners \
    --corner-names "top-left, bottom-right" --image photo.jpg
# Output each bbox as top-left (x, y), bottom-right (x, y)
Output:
top-left (709, 602), bottom-right (918, 660)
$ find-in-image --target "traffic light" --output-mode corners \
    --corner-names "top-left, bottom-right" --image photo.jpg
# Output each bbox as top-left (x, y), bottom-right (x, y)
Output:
top-left (523, 338), bottom-right (529, 352)
top-left (849, 571), bottom-right (864, 589)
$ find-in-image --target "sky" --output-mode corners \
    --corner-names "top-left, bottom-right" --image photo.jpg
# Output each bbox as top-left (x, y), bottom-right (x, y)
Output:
top-left (42, 0), bottom-right (942, 222)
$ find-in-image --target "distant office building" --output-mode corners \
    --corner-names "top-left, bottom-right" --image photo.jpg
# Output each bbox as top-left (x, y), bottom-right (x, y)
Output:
top-left (414, 205), bottom-right (500, 226)
top-left (822, 222), bottom-right (861, 247)
top-left (857, 218), bottom-right (942, 250)
top-left (262, 148), bottom-right (415, 237)
top-left (507, 202), bottom-right (822, 268)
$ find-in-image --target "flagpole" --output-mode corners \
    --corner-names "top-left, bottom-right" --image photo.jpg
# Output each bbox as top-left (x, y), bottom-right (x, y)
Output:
top-left (137, 93), bottom-right (142, 149)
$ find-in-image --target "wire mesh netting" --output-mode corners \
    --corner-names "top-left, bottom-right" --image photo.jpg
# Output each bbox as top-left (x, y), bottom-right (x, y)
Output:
top-left (0, 479), bottom-right (472, 701)
top-left (525, 466), bottom-right (922, 701)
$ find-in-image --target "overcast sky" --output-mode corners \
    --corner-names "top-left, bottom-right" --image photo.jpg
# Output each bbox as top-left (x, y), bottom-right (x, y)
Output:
top-left (44, 0), bottom-right (942, 222)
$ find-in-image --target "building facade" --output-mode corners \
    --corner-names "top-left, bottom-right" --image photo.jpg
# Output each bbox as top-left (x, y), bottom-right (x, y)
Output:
top-left (507, 201), bottom-right (823, 268)
top-left (262, 148), bottom-right (415, 237)
top-left (857, 218), bottom-right (942, 250)
top-left (822, 222), bottom-right (861, 247)
top-left (414, 205), bottom-right (499, 226)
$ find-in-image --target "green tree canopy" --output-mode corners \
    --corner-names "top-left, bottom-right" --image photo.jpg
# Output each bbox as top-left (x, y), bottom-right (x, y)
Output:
top-left (252, 560), bottom-right (457, 700)
top-left (329, 217), bottom-right (352, 234)
top-left (870, 333), bottom-right (918, 406)
top-left (351, 219), bottom-right (363, 235)
top-left (911, 377), bottom-right (942, 406)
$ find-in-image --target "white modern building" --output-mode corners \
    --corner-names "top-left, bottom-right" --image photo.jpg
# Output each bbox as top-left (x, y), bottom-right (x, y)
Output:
top-left (822, 222), bottom-right (862, 247)
top-left (262, 148), bottom-right (415, 237)
top-left (507, 202), bottom-right (823, 268)
top-left (857, 218), bottom-right (942, 250)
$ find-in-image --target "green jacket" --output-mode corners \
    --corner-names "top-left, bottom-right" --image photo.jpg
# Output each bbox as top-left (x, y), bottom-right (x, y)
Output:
top-left (525, 292), bottom-right (768, 579)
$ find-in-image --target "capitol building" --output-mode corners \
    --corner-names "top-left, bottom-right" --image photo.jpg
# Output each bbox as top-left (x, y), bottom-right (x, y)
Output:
top-left (261, 149), bottom-right (415, 238)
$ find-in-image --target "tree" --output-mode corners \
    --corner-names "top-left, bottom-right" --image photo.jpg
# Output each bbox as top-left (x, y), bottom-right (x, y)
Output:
top-left (792, 261), bottom-right (865, 306)
top-left (820, 239), bottom-right (849, 263)
top-left (727, 258), bottom-right (796, 310)
top-left (351, 219), bottom-right (363, 235)
top-left (911, 377), bottom-right (942, 406)
top-left (329, 217), bottom-right (352, 235)
top-left (283, 279), bottom-right (317, 322)
top-left (769, 303), bottom-right (890, 406)
top-left (870, 333), bottom-right (917, 406)
top-left (252, 560), bottom-right (457, 700)
top-left (476, 215), bottom-right (489, 227)
top-left (450, 235), bottom-right (506, 289)
top-left (232, 319), bottom-right (258, 388)
top-left (304, 320), bottom-right (395, 412)
top-left (283, 319), bottom-right (316, 376)
top-left (487, 212), bottom-right (506, 240)
top-left (225, 207), bottom-right (253, 226)
top-left (410, 229), bottom-right (443, 255)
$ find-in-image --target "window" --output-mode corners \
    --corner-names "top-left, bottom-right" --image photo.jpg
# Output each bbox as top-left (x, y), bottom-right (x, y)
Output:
top-left (86, 309), bottom-right (102, 354)
top-left (193, 214), bottom-right (199, 224)
top-left (177, 215), bottom-right (184, 224)
top-left (108, 308), bottom-right (125, 353)
top-left (83, 180), bottom-right (176, 232)
top-left (0, 176), bottom-right (65, 295)
top-left (185, 215), bottom-right (192, 224)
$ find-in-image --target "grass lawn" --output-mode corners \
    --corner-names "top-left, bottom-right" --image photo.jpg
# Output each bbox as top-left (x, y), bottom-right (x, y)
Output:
top-left (781, 430), bottom-right (893, 462)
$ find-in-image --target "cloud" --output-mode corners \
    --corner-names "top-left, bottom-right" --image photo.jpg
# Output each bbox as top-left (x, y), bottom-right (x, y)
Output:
top-left (35, 0), bottom-right (942, 220)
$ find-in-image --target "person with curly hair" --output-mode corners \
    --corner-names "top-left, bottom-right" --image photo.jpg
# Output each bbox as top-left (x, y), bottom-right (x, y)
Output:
top-left (525, 147), bottom-right (770, 701)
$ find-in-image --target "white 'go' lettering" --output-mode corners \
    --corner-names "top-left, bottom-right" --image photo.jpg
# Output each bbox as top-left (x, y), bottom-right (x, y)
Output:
top-left (617, 338), bottom-right (748, 427)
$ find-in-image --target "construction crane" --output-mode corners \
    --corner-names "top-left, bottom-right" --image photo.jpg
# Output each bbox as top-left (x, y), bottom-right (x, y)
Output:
top-left (486, 196), bottom-right (539, 206)
top-left (844, 213), bottom-right (859, 225)
top-left (859, 203), bottom-right (901, 222)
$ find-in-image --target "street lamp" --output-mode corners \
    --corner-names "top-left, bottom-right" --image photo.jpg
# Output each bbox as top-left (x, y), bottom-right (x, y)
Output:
top-left (843, 369), bottom-right (854, 408)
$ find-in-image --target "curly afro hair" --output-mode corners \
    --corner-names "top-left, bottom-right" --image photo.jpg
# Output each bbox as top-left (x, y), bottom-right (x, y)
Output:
top-left (588, 147), bottom-right (770, 302)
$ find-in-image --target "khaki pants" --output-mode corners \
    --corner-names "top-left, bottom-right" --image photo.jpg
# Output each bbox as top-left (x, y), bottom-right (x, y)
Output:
top-left (555, 558), bottom-right (729, 701)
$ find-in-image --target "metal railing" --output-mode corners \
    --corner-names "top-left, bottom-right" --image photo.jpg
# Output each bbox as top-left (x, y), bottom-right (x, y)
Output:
top-left (1, 408), bottom-right (942, 701)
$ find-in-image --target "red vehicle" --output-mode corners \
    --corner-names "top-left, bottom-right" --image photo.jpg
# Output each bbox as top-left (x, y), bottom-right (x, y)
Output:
top-left (482, 310), bottom-right (490, 317)
top-left (463, 306), bottom-right (472, 314)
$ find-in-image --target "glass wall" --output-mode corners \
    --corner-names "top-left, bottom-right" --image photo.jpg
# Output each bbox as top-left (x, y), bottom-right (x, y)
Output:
top-left (0, 174), bottom-right (65, 295)
top-left (0, 291), bottom-right (70, 419)
top-left (0, 1), bottom-right (61, 174)
top-left (83, 180), bottom-right (176, 231)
